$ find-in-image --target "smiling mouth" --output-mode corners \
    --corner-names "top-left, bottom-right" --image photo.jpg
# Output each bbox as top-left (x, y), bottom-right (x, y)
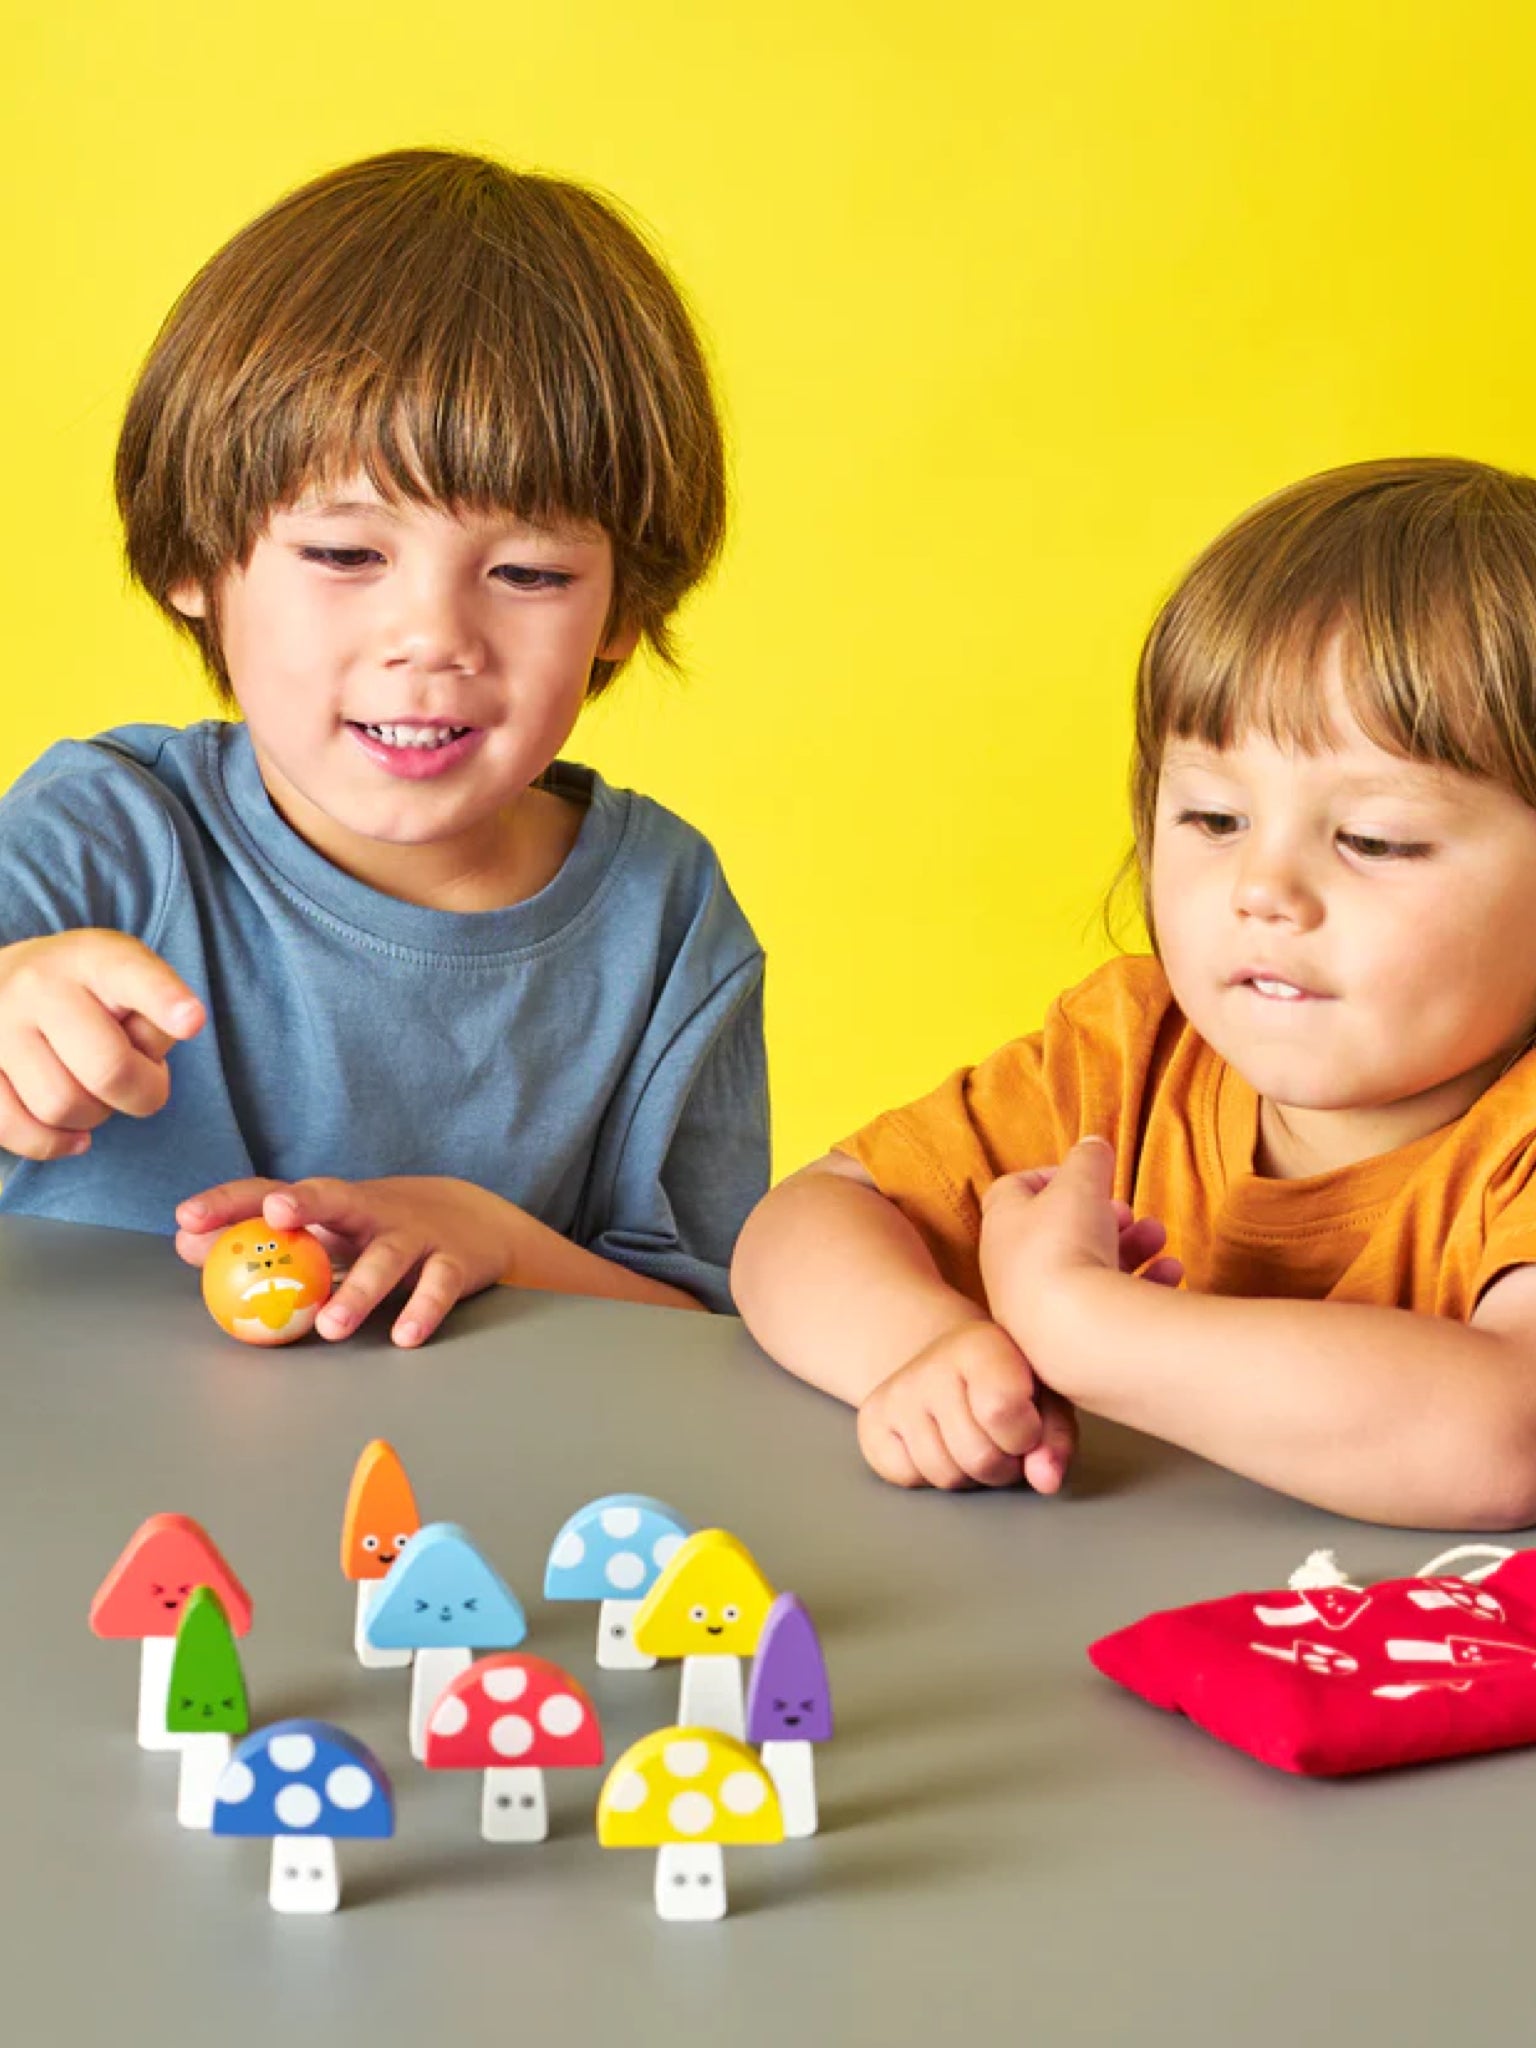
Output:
top-left (348, 721), bottom-right (474, 751)
top-left (706, 1625), bottom-right (725, 1636)
top-left (238, 1276), bottom-right (305, 1303)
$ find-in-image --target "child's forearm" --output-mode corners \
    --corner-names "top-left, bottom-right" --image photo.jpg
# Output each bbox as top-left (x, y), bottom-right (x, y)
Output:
top-left (731, 1162), bottom-right (989, 1405)
top-left (1024, 1270), bottom-right (1536, 1528)
top-left (500, 1204), bottom-right (706, 1312)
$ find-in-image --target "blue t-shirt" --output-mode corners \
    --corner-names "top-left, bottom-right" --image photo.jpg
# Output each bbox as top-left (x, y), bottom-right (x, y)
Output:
top-left (0, 722), bottom-right (768, 1312)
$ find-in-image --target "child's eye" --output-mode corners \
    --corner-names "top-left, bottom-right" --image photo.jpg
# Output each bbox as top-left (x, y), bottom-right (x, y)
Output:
top-left (1175, 807), bottom-right (1243, 840)
top-left (492, 565), bottom-right (574, 591)
top-left (298, 546), bottom-right (380, 569)
top-left (1339, 831), bottom-right (1432, 861)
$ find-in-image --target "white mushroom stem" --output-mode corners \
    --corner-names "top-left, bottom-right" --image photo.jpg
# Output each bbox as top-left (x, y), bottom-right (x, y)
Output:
top-left (596, 1597), bottom-right (656, 1671)
top-left (268, 1835), bottom-right (340, 1915)
top-left (354, 1581), bottom-right (412, 1670)
top-left (654, 1842), bottom-right (727, 1922)
top-left (481, 1767), bottom-right (549, 1843)
top-left (761, 1740), bottom-right (818, 1838)
top-left (678, 1654), bottom-right (745, 1738)
top-left (410, 1646), bottom-right (472, 1760)
top-left (137, 1636), bottom-right (181, 1751)
top-left (176, 1732), bottom-right (233, 1831)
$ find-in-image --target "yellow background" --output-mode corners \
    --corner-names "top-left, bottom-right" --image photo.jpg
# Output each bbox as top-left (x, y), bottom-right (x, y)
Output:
top-left (5, 4), bottom-right (1536, 1171)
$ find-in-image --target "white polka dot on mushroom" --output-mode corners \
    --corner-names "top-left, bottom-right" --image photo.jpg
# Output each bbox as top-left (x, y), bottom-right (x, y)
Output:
top-left (664, 1739), bottom-right (710, 1778)
top-left (490, 1714), bottom-right (534, 1758)
top-left (269, 1734), bottom-right (317, 1774)
top-left (652, 1534), bottom-right (683, 1569)
top-left (606, 1771), bottom-right (647, 1813)
top-left (326, 1766), bottom-right (374, 1810)
top-left (430, 1694), bottom-right (470, 1738)
top-left (720, 1770), bottom-right (767, 1815)
top-left (668, 1791), bottom-right (715, 1835)
top-left (539, 1694), bottom-right (584, 1737)
top-left (549, 1531), bottom-right (585, 1570)
top-left (600, 1506), bottom-right (642, 1539)
top-left (481, 1665), bottom-right (529, 1703)
top-left (217, 1761), bottom-right (255, 1805)
top-left (274, 1784), bottom-right (323, 1830)
top-left (605, 1551), bottom-right (645, 1592)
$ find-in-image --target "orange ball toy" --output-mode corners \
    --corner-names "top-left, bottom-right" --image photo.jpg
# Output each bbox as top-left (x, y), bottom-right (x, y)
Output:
top-left (201, 1220), bottom-right (334, 1347)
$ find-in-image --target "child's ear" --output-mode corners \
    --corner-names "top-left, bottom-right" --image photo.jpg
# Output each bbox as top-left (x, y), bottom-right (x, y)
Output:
top-left (598, 617), bottom-right (641, 664)
top-left (167, 579), bottom-right (208, 619)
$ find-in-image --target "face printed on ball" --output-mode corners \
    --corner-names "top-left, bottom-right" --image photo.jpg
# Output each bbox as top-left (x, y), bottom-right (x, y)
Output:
top-left (201, 1223), bottom-right (333, 1346)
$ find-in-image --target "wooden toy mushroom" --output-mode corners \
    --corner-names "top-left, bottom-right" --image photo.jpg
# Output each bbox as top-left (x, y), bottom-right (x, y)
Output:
top-left (631, 1529), bottom-right (776, 1739)
top-left (340, 1439), bottom-right (422, 1669)
top-left (167, 1586), bottom-right (250, 1829)
top-left (89, 1513), bottom-right (253, 1750)
top-left (745, 1593), bottom-right (832, 1838)
top-left (364, 1523), bottom-right (527, 1760)
top-left (543, 1494), bottom-right (692, 1670)
top-left (598, 1727), bottom-right (784, 1922)
top-left (213, 1719), bottom-right (393, 1914)
top-left (423, 1652), bottom-right (603, 1841)
top-left (200, 1221), bottom-right (333, 1346)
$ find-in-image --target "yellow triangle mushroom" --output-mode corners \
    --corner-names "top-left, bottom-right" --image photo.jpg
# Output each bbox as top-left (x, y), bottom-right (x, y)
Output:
top-left (631, 1530), bottom-right (777, 1737)
top-left (598, 1727), bottom-right (784, 1921)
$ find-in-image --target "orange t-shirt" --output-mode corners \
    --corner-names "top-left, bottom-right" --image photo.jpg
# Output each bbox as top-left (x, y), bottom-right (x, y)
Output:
top-left (835, 953), bottom-right (1536, 1320)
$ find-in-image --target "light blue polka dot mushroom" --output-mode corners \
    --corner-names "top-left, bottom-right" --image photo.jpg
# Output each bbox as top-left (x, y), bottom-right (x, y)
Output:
top-left (365, 1523), bottom-right (528, 1760)
top-left (212, 1718), bottom-right (392, 1915)
top-left (544, 1494), bottom-right (693, 1671)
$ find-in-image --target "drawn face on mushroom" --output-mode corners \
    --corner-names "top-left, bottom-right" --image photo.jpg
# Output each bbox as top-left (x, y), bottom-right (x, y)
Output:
top-left (90, 1514), bottom-right (254, 1640)
top-left (201, 1223), bottom-right (333, 1346)
top-left (365, 1524), bottom-right (527, 1652)
top-left (632, 1530), bottom-right (776, 1660)
top-left (745, 1593), bottom-right (834, 1744)
top-left (167, 1587), bottom-right (250, 1734)
top-left (340, 1441), bottom-right (422, 1580)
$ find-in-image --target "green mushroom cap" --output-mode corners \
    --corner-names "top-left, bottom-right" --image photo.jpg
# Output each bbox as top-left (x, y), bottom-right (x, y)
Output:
top-left (166, 1585), bottom-right (250, 1736)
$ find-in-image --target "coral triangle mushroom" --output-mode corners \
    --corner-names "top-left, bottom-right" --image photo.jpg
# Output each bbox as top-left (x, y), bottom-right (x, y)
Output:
top-left (166, 1586), bottom-right (251, 1830)
top-left (424, 1652), bottom-right (604, 1842)
top-left (213, 1719), bottom-right (392, 1915)
top-left (745, 1593), bottom-right (833, 1838)
top-left (200, 1222), bottom-right (333, 1347)
top-left (364, 1523), bottom-right (527, 1760)
top-left (543, 1494), bottom-right (692, 1670)
top-left (340, 1439), bottom-right (422, 1670)
top-left (632, 1530), bottom-right (776, 1739)
top-left (89, 1513), bottom-right (253, 1751)
top-left (598, 1727), bottom-right (784, 1922)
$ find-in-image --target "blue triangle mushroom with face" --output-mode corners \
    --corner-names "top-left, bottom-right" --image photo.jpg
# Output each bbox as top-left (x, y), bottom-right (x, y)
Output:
top-left (543, 1494), bottom-right (692, 1602)
top-left (365, 1523), bottom-right (527, 1652)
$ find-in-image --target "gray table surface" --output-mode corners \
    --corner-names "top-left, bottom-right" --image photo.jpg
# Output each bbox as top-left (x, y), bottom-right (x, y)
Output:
top-left (0, 1215), bottom-right (1528, 2046)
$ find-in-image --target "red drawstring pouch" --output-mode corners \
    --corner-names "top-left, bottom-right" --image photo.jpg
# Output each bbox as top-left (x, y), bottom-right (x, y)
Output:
top-left (1088, 1545), bottom-right (1536, 1776)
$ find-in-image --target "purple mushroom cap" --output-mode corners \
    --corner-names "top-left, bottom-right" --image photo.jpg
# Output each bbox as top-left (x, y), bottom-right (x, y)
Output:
top-left (746, 1592), bottom-right (833, 1744)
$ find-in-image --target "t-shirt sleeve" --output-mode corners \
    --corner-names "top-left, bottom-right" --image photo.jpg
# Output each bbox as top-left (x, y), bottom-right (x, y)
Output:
top-left (583, 955), bottom-right (769, 1313)
top-left (0, 740), bottom-right (179, 947)
top-left (833, 1008), bottom-right (1083, 1301)
top-left (1474, 1136), bottom-right (1536, 1305)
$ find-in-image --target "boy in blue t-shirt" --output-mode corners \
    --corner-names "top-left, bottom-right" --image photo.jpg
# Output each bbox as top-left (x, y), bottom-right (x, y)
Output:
top-left (0, 148), bottom-right (767, 1334)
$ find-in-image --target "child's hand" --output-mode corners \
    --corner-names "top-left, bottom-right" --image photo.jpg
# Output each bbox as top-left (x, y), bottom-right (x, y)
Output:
top-left (979, 1137), bottom-right (1183, 1367)
top-left (174, 1174), bottom-right (518, 1347)
top-left (856, 1318), bottom-right (1076, 1493)
top-left (0, 931), bottom-right (205, 1160)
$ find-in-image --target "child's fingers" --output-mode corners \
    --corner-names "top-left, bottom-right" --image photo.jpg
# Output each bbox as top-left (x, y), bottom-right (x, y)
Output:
top-left (3, 1022), bottom-right (111, 1133)
top-left (898, 1408), bottom-right (976, 1491)
top-left (0, 1068), bottom-right (91, 1159)
top-left (1022, 1391), bottom-right (1078, 1494)
top-left (931, 1377), bottom-right (1028, 1486)
top-left (962, 1361), bottom-right (1045, 1461)
top-left (1141, 1253), bottom-right (1185, 1288)
top-left (1116, 1214), bottom-right (1169, 1271)
top-left (176, 1177), bottom-right (288, 1233)
top-left (856, 1414), bottom-right (923, 1488)
top-left (37, 985), bottom-right (174, 1119)
top-left (81, 938), bottom-right (205, 1043)
top-left (390, 1252), bottom-right (467, 1347)
top-left (316, 1234), bottom-right (421, 1340)
top-left (266, 1176), bottom-right (382, 1244)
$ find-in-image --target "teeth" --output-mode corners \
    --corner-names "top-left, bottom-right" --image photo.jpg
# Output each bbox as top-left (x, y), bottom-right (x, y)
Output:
top-left (361, 724), bottom-right (467, 750)
top-left (1251, 977), bottom-right (1306, 1000)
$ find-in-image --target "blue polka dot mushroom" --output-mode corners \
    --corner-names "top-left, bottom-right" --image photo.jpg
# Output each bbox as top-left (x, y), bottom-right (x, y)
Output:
top-left (212, 1719), bottom-right (393, 1915)
top-left (544, 1495), bottom-right (692, 1671)
top-left (745, 1593), bottom-right (833, 1838)
top-left (365, 1523), bottom-right (528, 1760)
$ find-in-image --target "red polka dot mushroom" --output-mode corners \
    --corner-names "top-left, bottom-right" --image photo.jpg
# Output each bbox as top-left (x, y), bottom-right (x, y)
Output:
top-left (423, 1652), bottom-right (604, 1842)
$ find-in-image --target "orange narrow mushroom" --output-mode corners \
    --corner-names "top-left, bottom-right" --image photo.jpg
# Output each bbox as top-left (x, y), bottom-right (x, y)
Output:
top-left (340, 1441), bottom-right (422, 1670)
top-left (90, 1514), bottom-right (253, 1750)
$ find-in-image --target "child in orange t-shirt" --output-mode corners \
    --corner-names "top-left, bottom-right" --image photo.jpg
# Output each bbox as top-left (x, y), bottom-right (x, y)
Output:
top-left (734, 456), bottom-right (1536, 1529)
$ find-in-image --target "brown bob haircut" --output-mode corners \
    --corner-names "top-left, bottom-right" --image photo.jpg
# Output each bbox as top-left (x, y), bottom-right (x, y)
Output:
top-left (115, 147), bottom-right (727, 703)
top-left (1125, 455), bottom-right (1536, 940)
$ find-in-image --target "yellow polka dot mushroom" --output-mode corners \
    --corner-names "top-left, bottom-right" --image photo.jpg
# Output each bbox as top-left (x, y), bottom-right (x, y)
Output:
top-left (631, 1530), bottom-right (777, 1738)
top-left (597, 1726), bottom-right (784, 1921)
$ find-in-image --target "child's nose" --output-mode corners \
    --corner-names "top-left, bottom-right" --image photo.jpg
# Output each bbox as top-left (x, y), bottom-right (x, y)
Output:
top-left (1231, 841), bottom-right (1322, 925)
